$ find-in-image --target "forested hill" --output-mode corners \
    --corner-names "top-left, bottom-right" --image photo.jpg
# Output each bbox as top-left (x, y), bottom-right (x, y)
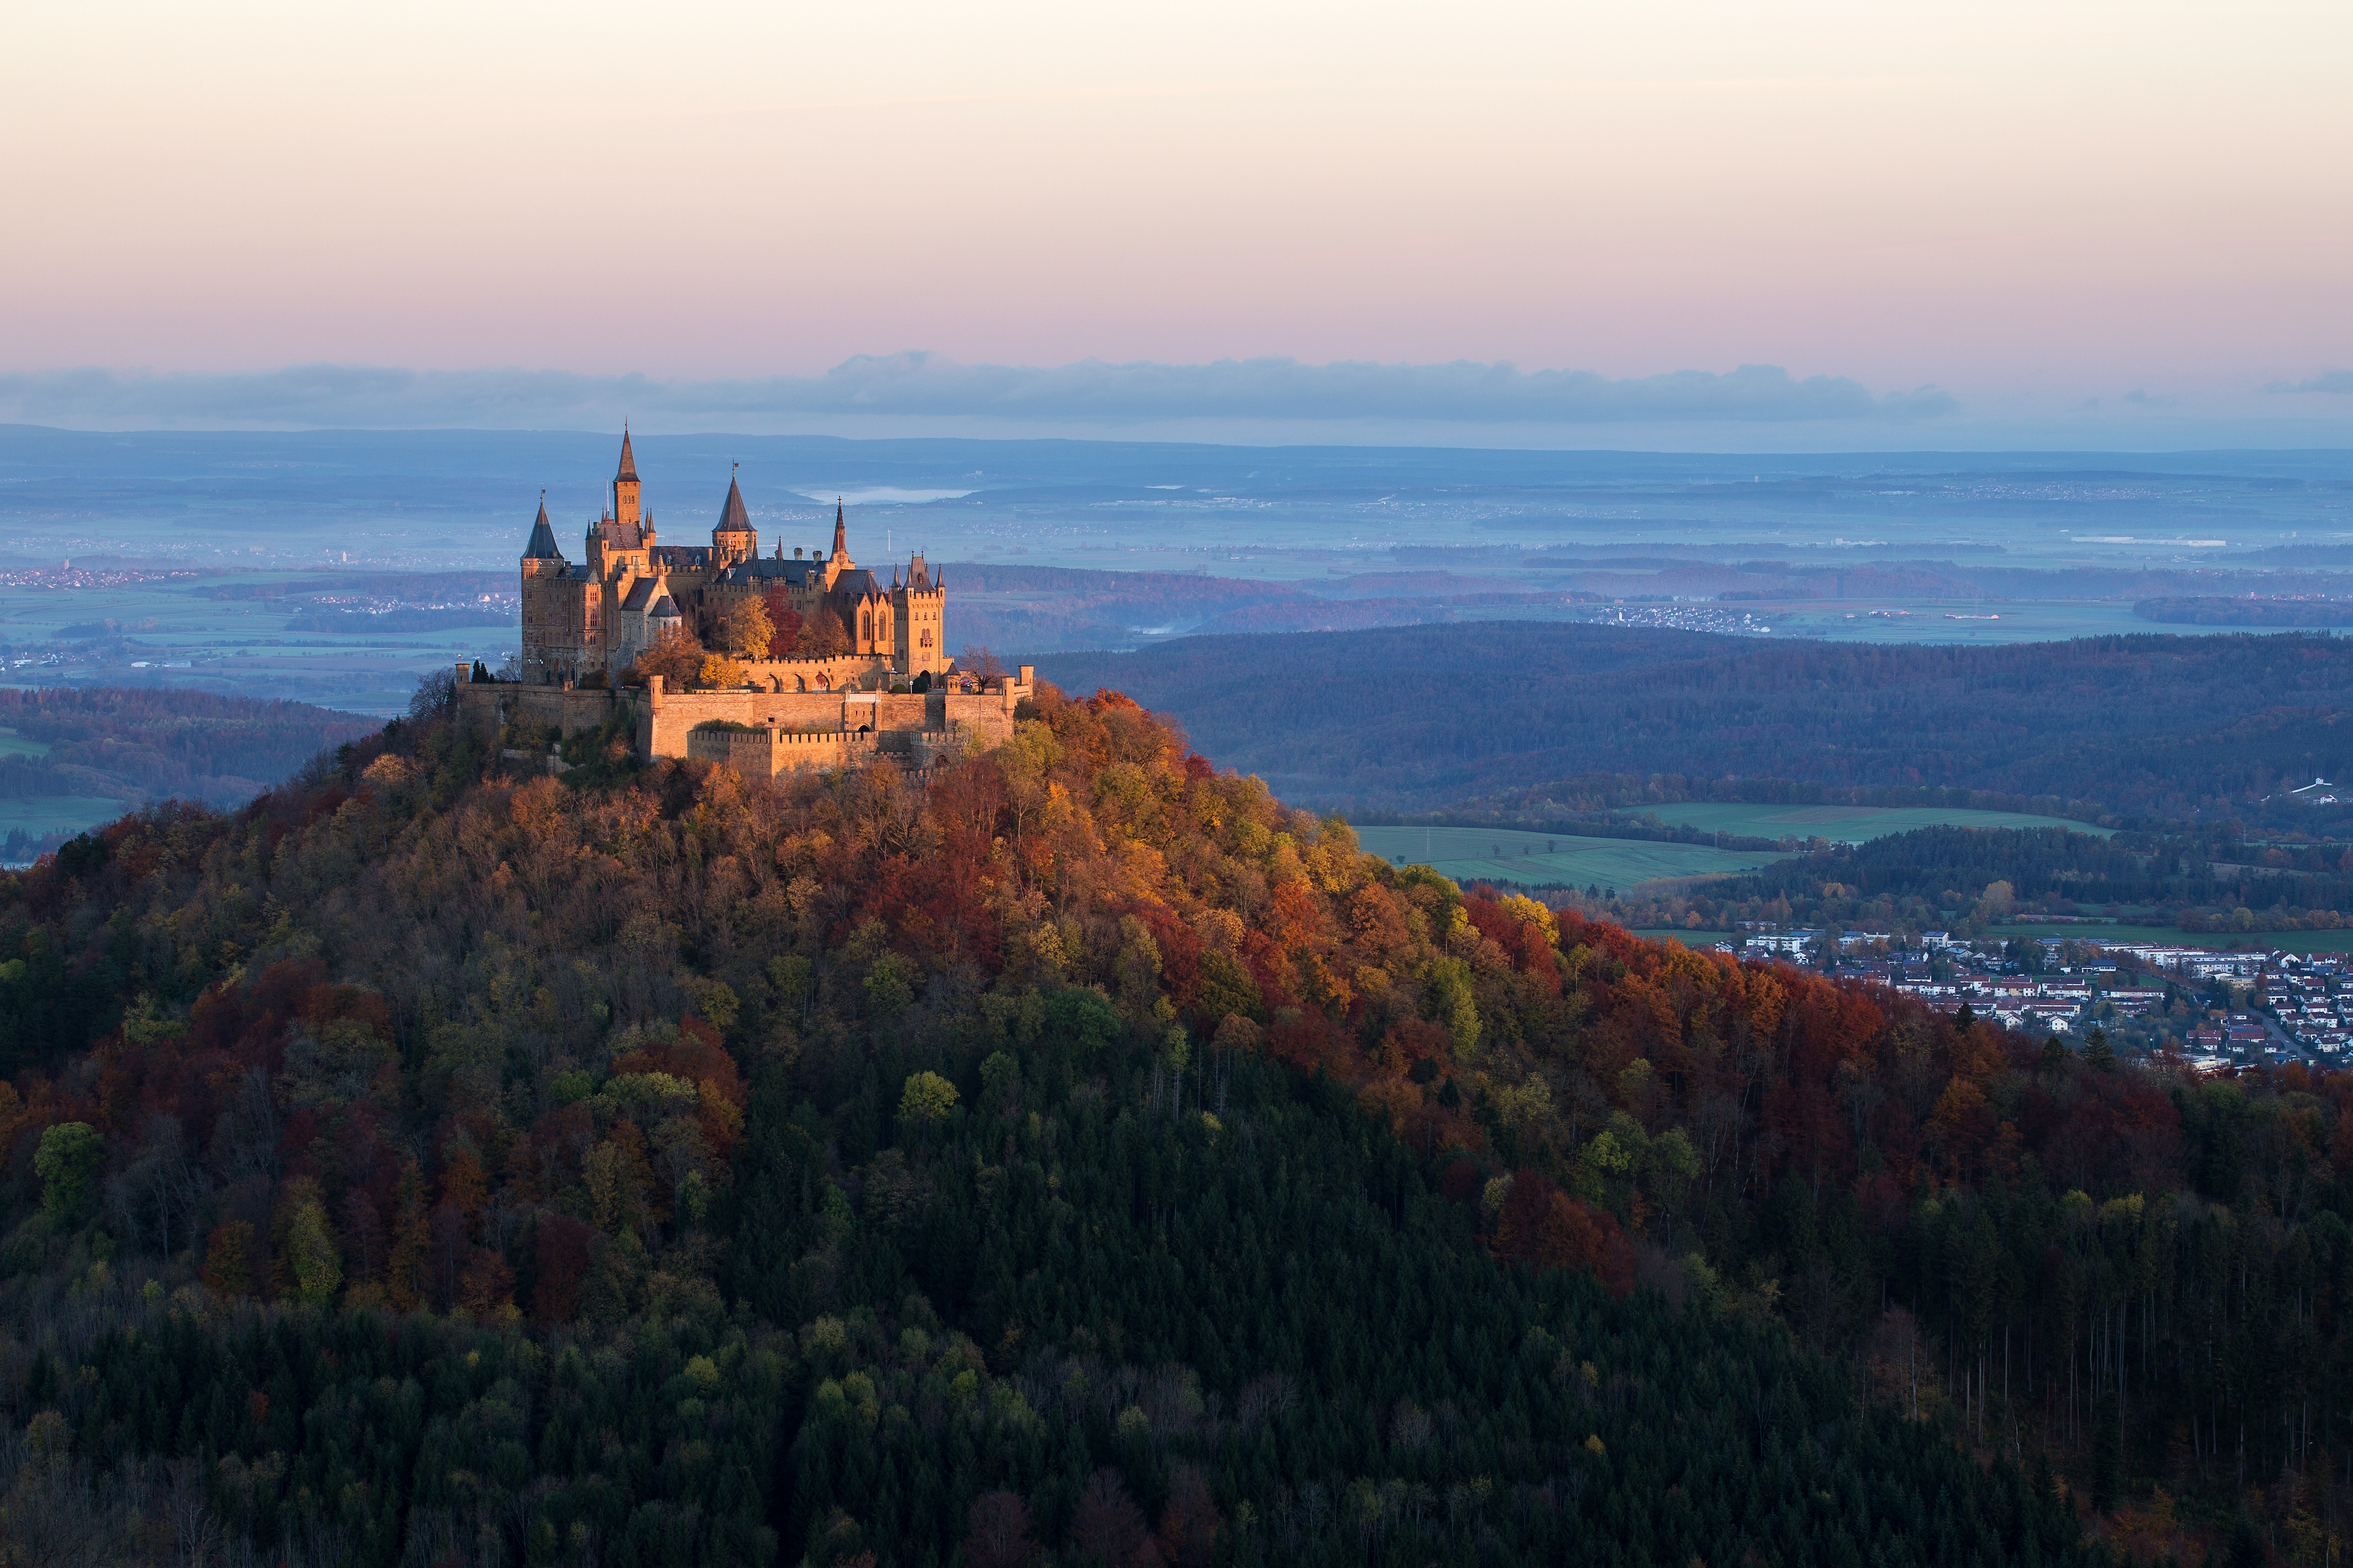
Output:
top-left (0, 685), bottom-right (377, 808)
top-left (1038, 624), bottom-right (2353, 822)
top-left (0, 677), bottom-right (2332, 1566)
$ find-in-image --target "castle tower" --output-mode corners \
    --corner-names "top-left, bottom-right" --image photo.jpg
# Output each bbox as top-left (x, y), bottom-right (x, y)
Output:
top-left (519, 493), bottom-right (570, 681)
top-left (712, 464), bottom-right (756, 564)
top-left (894, 551), bottom-right (947, 680)
top-left (832, 499), bottom-right (848, 561)
top-left (612, 427), bottom-right (642, 532)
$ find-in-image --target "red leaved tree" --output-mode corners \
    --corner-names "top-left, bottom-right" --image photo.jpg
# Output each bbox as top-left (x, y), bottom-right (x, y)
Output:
top-left (962, 1491), bottom-right (1036, 1568)
top-left (1068, 1469), bottom-right (1157, 1568)
top-left (762, 587), bottom-right (803, 658)
top-left (1494, 1170), bottom-right (1635, 1298)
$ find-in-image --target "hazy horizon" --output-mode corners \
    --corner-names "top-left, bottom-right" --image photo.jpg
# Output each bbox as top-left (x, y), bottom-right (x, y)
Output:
top-left (7, 0), bottom-right (2346, 451)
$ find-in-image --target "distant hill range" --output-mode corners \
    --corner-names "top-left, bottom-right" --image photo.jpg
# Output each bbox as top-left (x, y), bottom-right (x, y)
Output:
top-left (938, 562), bottom-right (1596, 653)
top-left (950, 562), bottom-right (2353, 654)
top-left (1038, 624), bottom-right (2353, 822)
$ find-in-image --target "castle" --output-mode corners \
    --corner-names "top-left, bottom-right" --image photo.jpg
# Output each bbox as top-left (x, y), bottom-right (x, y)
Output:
top-left (466, 433), bottom-right (1032, 781)
top-left (518, 430), bottom-right (949, 689)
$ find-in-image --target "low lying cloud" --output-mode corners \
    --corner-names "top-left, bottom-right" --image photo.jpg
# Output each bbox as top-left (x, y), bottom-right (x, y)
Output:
top-left (2267, 370), bottom-right (2353, 395)
top-left (0, 355), bottom-right (1957, 431)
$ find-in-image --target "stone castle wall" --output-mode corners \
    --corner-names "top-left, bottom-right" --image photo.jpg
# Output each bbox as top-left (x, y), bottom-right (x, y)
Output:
top-left (455, 665), bottom-right (1033, 784)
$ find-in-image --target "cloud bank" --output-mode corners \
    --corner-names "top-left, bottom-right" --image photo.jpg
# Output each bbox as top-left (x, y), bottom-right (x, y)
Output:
top-left (0, 355), bottom-right (1957, 432)
top-left (2268, 370), bottom-right (2353, 396)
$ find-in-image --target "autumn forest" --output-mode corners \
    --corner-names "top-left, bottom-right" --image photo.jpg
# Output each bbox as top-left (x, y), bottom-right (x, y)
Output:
top-left (0, 672), bottom-right (2342, 1565)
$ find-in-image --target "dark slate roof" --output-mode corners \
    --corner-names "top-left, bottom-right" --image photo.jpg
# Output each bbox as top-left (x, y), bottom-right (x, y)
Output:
top-left (649, 594), bottom-right (680, 619)
top-left (621, 579), bottom-right (659, 611)
top-left (830, 568), bottom-right (884, 598)
top-left (652, 545), bottom-right (712, 568)
top-left (720, 557), bottom-right (822, 586)
top-left (717, 474), bottom-right (751, 533)
top-left (523, 500), bottom-right (564, 560)
top-left (616, 429), bottom-right (639, 481)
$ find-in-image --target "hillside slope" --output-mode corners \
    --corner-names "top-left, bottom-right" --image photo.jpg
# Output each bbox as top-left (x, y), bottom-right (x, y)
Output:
top-left (0, 678), bottom-right (2321, 1563)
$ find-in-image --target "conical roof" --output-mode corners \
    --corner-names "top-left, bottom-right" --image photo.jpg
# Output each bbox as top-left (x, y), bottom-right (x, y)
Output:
top-left (718, 472), bottom-right (751, 533)
top-left (616, 427), bottom-right (639, 482)
top-left (523, 497), bottom-right (562, 560)
top-left (832, 498), bottom-right (847, 557)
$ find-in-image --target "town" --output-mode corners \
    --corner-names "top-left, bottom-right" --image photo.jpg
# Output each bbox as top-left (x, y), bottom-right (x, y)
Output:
top-left (1710, 923), bottom-right (2334, 1072)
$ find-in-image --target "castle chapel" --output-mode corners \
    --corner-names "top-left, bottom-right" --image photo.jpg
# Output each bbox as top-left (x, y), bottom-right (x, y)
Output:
top-left (518, 432), bottom-right (949, 686)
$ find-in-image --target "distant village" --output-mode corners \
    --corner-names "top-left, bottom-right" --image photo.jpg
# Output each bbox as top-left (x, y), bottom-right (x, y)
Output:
top-left (1710, 924), bottom-right (2337, 1073)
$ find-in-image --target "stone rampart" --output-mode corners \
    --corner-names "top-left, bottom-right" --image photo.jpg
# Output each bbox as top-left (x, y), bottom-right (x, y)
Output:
top-left (456, 681), bottom-right (623, 745)
top-left (683, 724), bottom-right (878, 778)
top-left (454, 662), bottom-right (1036, 784)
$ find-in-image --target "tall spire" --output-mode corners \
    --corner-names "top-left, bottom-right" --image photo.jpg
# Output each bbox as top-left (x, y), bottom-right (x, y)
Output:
top-left (523, 490), bottom-right (562, 560)
top-left (832, 498), bottom-right (847, 558)
top-left (616, 425), bottom-right (639, 482)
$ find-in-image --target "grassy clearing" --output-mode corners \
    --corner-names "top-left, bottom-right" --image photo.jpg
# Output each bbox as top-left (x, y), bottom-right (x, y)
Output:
top-left (1353, 825), bottom-right (1784, 891)
top-left (1643, 801), bottom-right (2111, 844)
top-left (0, 729), bottom-right (49, 759)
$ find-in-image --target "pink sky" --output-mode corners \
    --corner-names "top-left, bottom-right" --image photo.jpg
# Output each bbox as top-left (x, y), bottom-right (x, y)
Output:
top-left (7, 0), bottom-right (2348, 438)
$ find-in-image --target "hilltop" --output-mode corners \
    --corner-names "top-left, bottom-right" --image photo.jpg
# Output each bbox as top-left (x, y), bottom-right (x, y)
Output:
top-left (0, 675), bottom-right (2334, 1563)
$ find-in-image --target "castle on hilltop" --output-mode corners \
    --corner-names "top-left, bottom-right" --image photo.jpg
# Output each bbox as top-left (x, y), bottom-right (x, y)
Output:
top-left (518, 430), bottom-right (948, 688)
top-left (473, 432), bottom-right (1030, 783)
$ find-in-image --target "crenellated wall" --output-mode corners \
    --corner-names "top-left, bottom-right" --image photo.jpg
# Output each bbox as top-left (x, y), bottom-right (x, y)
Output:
top-left (455, 663), bottom-right (1035, 783)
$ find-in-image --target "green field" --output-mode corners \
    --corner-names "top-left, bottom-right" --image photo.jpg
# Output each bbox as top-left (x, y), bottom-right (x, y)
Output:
top-left (1643, 801), bottom-right (2111, 845)
top-left (0, 795), bottom-right (128, 837)
top-left (1986, 921), bottom-right (2353, 954)
top-left (1353, 825), bottom-right (1785, 891)
top-left (0, 728), bottom-right (49, 759)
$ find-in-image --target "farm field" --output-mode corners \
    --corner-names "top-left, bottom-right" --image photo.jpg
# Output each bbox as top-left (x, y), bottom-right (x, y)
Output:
top-left (1352, 825), bottom-right (1785, 891)
top-left (1642, 800), bottom-right (2112, 844)
top-left (0, 795), bottom-right (129, 838)
top-left (0, 574), bottom-right (513, 715)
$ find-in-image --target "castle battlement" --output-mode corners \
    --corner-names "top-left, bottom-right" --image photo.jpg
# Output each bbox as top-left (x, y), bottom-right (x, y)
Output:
top-left (457, 663), bottom-right (1036, 784)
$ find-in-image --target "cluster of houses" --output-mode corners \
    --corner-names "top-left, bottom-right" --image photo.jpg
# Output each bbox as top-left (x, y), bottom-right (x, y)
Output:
top-left (2251, 957), bottom-right (2353, 1057)
top-left (1715, 925), bottom-right (2350, 1071)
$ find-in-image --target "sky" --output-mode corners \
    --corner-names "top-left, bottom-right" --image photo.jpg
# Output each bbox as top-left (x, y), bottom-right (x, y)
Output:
top-left (5, 0), bottom-right (2348, 448)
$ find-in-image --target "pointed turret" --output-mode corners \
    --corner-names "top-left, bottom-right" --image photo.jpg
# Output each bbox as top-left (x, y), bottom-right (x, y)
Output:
top-left (613, 428), bottom-right (643, 530)
top-left (523, 494), bottom-right (562, 561)
top-left (711, 462), bottom-right (756, 564)
top-left (832, 499), bottom-right (847, 559)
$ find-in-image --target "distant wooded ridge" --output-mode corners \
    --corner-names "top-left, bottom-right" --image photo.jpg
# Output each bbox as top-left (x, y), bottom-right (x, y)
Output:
top-left (0, 686), bottom-right (374, 809)
top-left (2134, 596), bottom-right (2353, 627)
top-left (1038, 625), bottom-right (2353, 823)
